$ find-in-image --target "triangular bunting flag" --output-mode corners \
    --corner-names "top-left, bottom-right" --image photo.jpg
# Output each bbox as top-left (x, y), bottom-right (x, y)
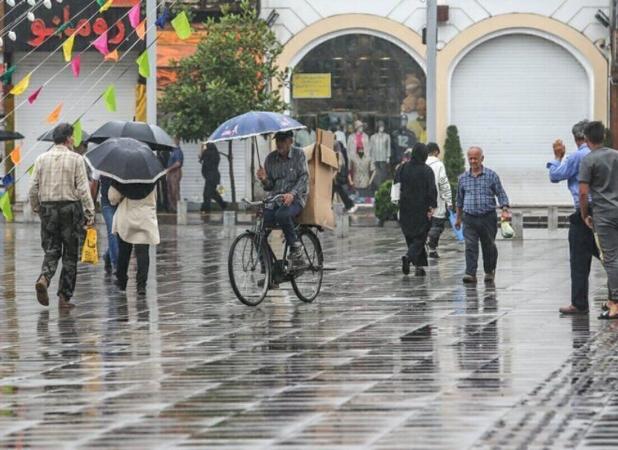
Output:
top-left (2, 174), bottom-right (14, 188)
top-left (27, 165), bottom-right (35, 176)
top-left (73, 119), bottom-right (83, 146)
top-left (62, 34), bottom-right (75, 62)
top-left (99, 0), bottom-right (113, 12)
top-left (0, 66), bottom-right (16, 85)
top-left (56, 21), bottom-right (73, 36)
top-left (0, 192), bottom-right (14, 222)
top-left (155, 8), bottom-right (170, 28)
top-left (129, 3), bottom-right (141, 28)
top-left (71, 55), bottom-right (81, 78)
top-left (103, 85), bottom-right (117, 112)
top-left (136, 20), bottom-right (146, 40)
top-left (104, 49), bottom-right (119, 62)
top-left (171, 11), bottom-right (192, 40)
top-left (93, 31), bottom-right (109, 56)
top-left (10, 146), bottom-right (21, 165)
top-left (27, 86), bottom-right (42, 104)
top-left (47, 103), bottom-right (63, 124)
top-left (136, 51), bottom-right (149, 78)
top-left (96, 0), bottom-right (105, 6)
top-left (10, 73), bottom-right (30, 96)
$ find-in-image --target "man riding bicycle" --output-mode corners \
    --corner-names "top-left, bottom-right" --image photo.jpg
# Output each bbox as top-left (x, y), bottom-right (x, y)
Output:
top-left (256, 130), bottom-right (309, 266)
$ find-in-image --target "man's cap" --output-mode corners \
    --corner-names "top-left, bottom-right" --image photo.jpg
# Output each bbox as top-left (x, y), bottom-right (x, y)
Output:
top-left (274, 130), bottom-right (294, 140)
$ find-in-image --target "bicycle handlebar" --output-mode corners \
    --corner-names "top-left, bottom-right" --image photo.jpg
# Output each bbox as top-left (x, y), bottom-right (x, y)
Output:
top-left (241, 194), bottom-right (284, 208)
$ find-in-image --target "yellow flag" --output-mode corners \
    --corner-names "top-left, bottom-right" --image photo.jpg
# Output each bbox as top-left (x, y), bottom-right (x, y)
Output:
top-left (10, 146), bottom-right (21, 165)
top-left (10, 73), bottom-right (31, 96)
top-left (99, 0), bottom-right (114, 12)
top-left (136, 51), bottom-right (149, 78)
top-left (0, 192), bottom-right (13, 222)
top-left (47, 103), bottom-right (63, 124)
top-left (63, 34), bottom-right (75, 62)
top-left (171, 11), bottom-right (192, 40)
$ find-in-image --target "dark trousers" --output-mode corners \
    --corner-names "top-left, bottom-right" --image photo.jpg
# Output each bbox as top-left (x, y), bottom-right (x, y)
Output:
top-left (202, 181), bottom-right (225, 211)
top-left (463, 212), bottom-right (498, 275)
top-left (427, 217), bottom-right (446, 250)
top-left (593, 215), bottom-right (618, 301)
top-left (333, 182), bottom-right (354, 210)
top-left (116, 236), bottom-right (150, 290)
top-left (569, 212), bottom-right (598, 309)
top-left (263, 201), bottom-right (303, 245)
top-left (39, 201), bottom-right (83, 299)
top-left (405, 233), bottom-right (429, 267)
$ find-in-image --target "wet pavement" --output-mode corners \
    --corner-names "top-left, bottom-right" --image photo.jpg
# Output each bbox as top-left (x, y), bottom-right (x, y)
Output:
top-left (0, 222), bottom-right (616, 449)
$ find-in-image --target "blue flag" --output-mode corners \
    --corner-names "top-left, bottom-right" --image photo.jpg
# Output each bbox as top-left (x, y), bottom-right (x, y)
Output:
top-left (155, 8), bottom-right (170, 28)
top-left (2, 173), bottom-right (14, 188)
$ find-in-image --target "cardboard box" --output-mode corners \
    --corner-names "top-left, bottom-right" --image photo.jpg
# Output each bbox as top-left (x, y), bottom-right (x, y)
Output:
top-left (297, 129), bottom-right (339, 230)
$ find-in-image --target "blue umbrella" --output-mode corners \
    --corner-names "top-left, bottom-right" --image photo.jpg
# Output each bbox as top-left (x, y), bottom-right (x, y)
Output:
top-left (207, 111), bottom-right (305, 143)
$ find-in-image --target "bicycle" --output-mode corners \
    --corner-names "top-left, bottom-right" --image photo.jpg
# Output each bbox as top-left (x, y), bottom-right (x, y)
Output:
top-left (228, 194), bottom-right (324, 306)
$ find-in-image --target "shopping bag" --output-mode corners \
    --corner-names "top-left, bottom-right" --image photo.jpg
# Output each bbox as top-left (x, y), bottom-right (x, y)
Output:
top-left (390, 182), bottom-right (400, 204)
top-left (80, 228), bottom-right (99, 264)
top-left (448, 210), bottom-right (464, 241)
top-left (500, 219), bottom-right (515, 239)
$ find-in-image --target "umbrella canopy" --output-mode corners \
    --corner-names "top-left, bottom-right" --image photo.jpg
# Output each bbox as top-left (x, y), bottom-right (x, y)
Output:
top-left (0, 130), bottom-right (24, 141)
top-left (207, 111), bottom-right (305, 143)
top-left (38, 127), bottom-right (90, 143)
top-left (84, 137), bottom-right (166, 184)
top-left (89, 120), bottom-right (176, 152)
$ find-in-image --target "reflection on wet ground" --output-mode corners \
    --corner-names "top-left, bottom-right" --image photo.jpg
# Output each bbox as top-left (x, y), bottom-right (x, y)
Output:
top-left (0, 224), bottom-right (614, 448)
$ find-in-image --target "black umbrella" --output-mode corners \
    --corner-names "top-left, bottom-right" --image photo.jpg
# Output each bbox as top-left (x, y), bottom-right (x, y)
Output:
top-left (0, 130), bottom-right (24, 141)
top-left (84, 137), bottom-right (166, 184)
top-left (89, 120), bottom-right (176, 152)
top-left (38, 127), bottom-right (90, 143)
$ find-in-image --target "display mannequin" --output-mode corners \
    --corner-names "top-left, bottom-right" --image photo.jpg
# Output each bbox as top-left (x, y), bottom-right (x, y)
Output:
top-left (408, 97), bottom-right (427, 144)
top-left (391, 114), bottom-right (417, 166)
top-left (349, 147), bottom-right (374, 200)
top-left (369, 120), bottom-right (391, 190)
top-left (346, 120), bottom-right (370, 158)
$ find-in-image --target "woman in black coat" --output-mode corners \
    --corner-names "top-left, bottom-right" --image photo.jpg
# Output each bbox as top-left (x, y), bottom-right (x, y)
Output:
top-left (396, 143), bottom-right (437, 276)
top-left (200, 143), bottom-right (227, 212)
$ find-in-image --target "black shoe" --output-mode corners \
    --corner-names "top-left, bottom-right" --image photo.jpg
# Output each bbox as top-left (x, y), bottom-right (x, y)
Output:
top-left (428, 251), bottom-right (439, 259)
top-left (415, 267), bottom-right (426, 276)
top-left (114, 279), bottom-right (127, 293)
top-left (401, 256), bottom-right (410, 275)
top-left (104, 253), bottom-right (112, 275)
top-left (462, 274), bottom-right (477, 284)
top-left (137, 286), bottom-right (146, 296)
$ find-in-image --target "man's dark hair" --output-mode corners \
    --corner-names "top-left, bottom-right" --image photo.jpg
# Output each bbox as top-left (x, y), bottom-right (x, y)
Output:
top-left (584, 121), bottom-right (605, 145)
top-left (275, 130), bottom-right (293, 142)
top-left (426, 142), bottom-right (440, 156)
top-left (53, 123), bottom-right (74, 145)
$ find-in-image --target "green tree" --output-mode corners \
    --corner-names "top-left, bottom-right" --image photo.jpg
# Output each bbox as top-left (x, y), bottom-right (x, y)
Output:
top-left (160, 0), bottom-right (288, 204)
top-left (443, 125), bottom-right (465, 202)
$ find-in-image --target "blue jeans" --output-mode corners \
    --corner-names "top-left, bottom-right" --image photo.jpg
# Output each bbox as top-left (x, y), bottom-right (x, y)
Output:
top-left (102, 205), bottom-right (118, 268)
top-left (263, 201), bottom-right (303, 246)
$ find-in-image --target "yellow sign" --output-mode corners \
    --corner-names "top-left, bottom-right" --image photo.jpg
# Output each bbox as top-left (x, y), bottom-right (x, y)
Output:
top-left (293, 73), bottom-right (332, 99)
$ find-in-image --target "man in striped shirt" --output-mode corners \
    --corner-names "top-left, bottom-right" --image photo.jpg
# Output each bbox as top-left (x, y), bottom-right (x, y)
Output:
top-left (257, 131), bottom-right (309, 263)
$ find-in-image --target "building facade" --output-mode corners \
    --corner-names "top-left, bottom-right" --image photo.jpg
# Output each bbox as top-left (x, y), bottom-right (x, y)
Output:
top-left (262, 0), bottom-right (610, 206)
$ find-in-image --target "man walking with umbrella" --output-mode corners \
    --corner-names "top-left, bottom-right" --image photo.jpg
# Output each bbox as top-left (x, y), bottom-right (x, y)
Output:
top-left (29, 123), bottom-right (95, 310)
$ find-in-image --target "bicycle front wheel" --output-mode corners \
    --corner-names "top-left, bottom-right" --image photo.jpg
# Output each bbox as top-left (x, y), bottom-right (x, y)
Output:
top-left (291, 229), bottom-right (324, 303)
top-left (228, 232), bottom-right (271, 306)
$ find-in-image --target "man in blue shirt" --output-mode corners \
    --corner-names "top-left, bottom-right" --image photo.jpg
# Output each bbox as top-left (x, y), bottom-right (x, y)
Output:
top-left (547, 120), bottom-right (598, 315)
top-left (455, 147), bottom-right (510, 283)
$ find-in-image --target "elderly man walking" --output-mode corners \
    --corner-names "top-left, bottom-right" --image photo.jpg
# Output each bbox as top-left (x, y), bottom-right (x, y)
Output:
top-left (579, 121), bottom-right (618, 319)
top-left (455, 146), bottom-right (510, 283)
top-left (29, 123), bottom-right (95, 310)
top-left (547, 120), bottom-right (598, 315)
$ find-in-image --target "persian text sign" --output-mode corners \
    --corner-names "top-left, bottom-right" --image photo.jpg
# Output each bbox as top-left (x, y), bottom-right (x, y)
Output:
top-left (293, 74), bottom-right (332, 99)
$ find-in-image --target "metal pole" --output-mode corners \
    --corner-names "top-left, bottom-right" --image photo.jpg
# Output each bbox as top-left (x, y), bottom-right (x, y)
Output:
top-left (426, 0), bottom-right (437, 142)
top-left (146, 0), bottom-right (157, 124)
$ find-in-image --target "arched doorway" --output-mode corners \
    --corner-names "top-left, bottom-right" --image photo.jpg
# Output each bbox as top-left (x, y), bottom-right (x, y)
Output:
top-left (450, 33), bottom-right (590, 206)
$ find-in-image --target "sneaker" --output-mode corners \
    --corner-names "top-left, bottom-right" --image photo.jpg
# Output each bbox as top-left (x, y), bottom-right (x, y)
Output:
top-left (401, 256), bottom-right (410, 275)
top-left (484, 271), bottom-right (495, 283)
top-left (35, 276), bottom-right (49, 307)
top-left (428, 251), bottom-right (440, 259)
top-left (347, 205), bottom-right (359, 214)
top-left (462, 274), bottom-right (477, 284)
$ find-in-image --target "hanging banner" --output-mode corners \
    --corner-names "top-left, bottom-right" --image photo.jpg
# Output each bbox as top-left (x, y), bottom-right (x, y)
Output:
top-left (292, 73), bottom-right (332, 99)
top-left (5, 1), bottom-right (140, 52)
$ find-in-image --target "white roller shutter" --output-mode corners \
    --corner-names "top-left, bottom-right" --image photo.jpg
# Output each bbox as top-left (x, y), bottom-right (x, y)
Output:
top-left (13, 51), bottom-right (138, 202)
top-left (451, 34), bottom-right (590, 206)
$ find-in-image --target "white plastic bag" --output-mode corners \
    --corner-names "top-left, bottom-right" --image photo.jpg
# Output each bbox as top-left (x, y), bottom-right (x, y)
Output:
top-left (390, 182), bottom-right (400, 204)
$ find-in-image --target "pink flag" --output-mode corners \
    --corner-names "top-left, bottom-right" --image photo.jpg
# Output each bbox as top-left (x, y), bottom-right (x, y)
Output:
top-left (128, 3), bottom-right (141, 29)
top-left (71, 54), bottom-right (81, 78)
top-left (93, 31), bottom-right (109, 56)
top-left (27, 86), bottom-right (42, 104)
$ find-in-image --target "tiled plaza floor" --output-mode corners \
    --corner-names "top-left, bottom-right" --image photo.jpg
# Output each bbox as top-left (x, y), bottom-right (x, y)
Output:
top-left (0, 222), bottom-right (616, 449)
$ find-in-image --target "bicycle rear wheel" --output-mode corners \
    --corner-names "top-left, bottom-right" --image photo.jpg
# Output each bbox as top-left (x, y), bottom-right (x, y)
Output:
top-left (228, 232), bottom-right (271, 306)
top-left (291, 229), bottom-right (323, 303)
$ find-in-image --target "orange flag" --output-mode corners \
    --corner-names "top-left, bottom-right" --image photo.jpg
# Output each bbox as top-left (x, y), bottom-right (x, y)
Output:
top-left (47, 103), bottom-right (63, 124)
top-left (104, 49), bottom-right (119, 62)
top-left (136, 20), bottom-right (146, 40)
top-left (10, 146), bottom-right (21, 165)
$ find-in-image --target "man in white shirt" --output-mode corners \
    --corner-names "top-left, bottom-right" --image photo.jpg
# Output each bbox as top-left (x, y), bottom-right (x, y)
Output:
top-left (426, 142), bottom-right (453, 258)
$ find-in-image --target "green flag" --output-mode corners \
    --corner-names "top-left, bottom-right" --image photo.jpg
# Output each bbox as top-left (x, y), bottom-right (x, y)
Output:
top-left (0, 66), bottom-right (16, 85)
top-left (0, 192), bottom-right (13, 222)
top-left (136, 51), bottom-right (150, 78)
top-left (171, 11), bottom-right (192, 40)
top-left (27, 164), bottom-right (34, 176)
top-left (96, 0), bottom-right (105, 6)
top-left (103, 85), bottom-right (116, 112)
top-left (73, 119), bottom-right (83, 146)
